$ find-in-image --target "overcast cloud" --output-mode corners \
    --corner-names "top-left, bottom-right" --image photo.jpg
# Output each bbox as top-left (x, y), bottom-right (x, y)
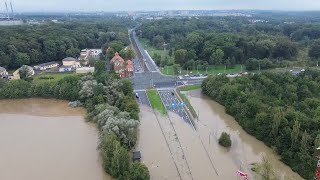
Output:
top-left (2, 0), bottom-right (320, 12)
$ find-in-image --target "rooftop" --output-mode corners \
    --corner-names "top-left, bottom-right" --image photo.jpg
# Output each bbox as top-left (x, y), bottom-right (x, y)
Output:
top-left (35, 61), bottom-right (58, 67)
top-left (62, 57), bottom-right (78, 61)
top-left (0, 66), bottom-right (6, 72)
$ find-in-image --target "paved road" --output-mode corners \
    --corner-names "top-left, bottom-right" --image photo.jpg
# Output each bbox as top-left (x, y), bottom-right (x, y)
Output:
top-left (134, 90), bottom-right (151, 106)
top-left (158, 90), bottom-right (193, 125)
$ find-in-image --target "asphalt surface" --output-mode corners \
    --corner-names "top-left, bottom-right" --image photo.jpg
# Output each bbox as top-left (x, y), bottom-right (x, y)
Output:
top-left (158, 90), bottom-right (192, 125)
top-left (134, 90), bottom-right (151, 106)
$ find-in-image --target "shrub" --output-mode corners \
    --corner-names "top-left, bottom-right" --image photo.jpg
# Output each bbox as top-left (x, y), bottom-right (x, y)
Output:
top-left (219, 132), bottom-right (232, 148)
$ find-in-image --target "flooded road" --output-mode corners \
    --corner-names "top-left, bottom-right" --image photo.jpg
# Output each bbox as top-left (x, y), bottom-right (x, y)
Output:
top-left (187, 90), bottom-right (303, 180)
top-left (0, 99), bottom-right (111, 180)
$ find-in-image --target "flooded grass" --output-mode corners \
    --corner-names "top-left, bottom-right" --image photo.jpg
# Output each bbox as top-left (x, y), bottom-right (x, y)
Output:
top-left (146, 89), bottom-right (167, 115)
top-left (179, 84), bottom-right (201, 91)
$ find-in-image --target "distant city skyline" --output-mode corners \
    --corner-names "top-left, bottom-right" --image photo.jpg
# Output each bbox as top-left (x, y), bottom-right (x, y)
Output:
top-left (1, 0), bottom-right (320, 12)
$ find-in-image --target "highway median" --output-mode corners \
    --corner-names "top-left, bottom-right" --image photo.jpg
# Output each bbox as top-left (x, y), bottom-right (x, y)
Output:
top-left (146, 89), bottom-right (167, 115)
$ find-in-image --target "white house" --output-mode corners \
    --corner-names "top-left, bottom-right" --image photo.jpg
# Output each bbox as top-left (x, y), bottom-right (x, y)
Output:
top-left (59, 66), bottom-right (73, 72)
top-left (62, 57), bottom-right (81, 68)
top-left (0, 66), bottom-right (8, 77)
top-left (34, 62), bottom-right (59, 70)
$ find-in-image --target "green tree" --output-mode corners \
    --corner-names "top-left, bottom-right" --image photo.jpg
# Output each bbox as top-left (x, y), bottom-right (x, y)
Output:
top-left (315, 134), bottom-right (320, 149)
top-left (110, 40), bottom-right (124, 53)
top-left (95, 60), bottom-right (106, 73)
top-left (300, 131), bottom-right (310, 154)
top-left (291, 120), bottom-right (300, 148)
top-left (210, 49), bottom-right (224, 65)
top-left (218, 132), bottom-right (232, 148)
top-left (110, 142), bottom-right (130, 178)
top-left (174, 49), bottom-right (187, 65)
top-left (66, 48), bottom-right (80, 58)
top-left (129, 162), bottom-right (150, 180)
top-left (16, 52), bottom-right (30, 67)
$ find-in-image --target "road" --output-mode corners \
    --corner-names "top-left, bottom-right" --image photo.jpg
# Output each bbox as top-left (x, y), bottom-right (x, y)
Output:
top-left (157, 90), bottom-right (193, 125)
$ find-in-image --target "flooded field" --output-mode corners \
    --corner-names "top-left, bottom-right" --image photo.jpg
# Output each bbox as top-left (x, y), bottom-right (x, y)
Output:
top-left (0, 99), bottom-right (111, 180)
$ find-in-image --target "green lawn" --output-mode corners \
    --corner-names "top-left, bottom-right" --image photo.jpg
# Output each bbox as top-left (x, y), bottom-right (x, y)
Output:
top-left (176, 88), bottom-right (198, 119)
top-left (179, 85), bottom-right (201, 91)
top-left (139, 38), bottom-right (174, 64)
top-left (161, 66), bottom-right (175, 76)
top-left (146, 89), bottom-right (167, 115)
top-left (33, 72), bottom-right (78, 84)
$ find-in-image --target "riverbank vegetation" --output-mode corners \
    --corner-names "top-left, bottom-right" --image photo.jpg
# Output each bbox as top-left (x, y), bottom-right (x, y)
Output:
top-left (0, 67), bottom-right (149, 179)
top-left (146, 89), bottom-right (167, 115)
top-left (202, 69), bottom-right (320, 179)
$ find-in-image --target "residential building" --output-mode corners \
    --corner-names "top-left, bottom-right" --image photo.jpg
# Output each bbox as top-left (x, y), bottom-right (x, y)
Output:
top-left (59, 66), bottom-right (73, 72)
top-left (110, 52), bottom-right (134, 78)
top-left (62, 57), bottom-right (81, 68)
top-left (79, 49), bottom-right (102, 65)
top-left (76, 67), bottom-right (95, 74)
top-left (0, 66), bottom-right (8, 77)
top-left (34, 62), bottom-right (59, 70)
top-left (126, 60), bottom-right (134, 77)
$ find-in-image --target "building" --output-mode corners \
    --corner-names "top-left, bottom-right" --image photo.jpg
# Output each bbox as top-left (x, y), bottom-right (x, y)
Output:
top-left (34, 62), bottom-right (59, 70)
top-left (76, 67), bottom-right (95, 74)
top-left (59, 66), bottom-right (73, 72)
top-left (111, 52), bottom-right (126, 77)
top-left (126, 60), bottom-right (134, 77)
top-left (0, 66), bottom-right (8, 77)
top-left (62, 57), bottom-right (81, 68)
top-left (79, 49), bottom-right (102, 65)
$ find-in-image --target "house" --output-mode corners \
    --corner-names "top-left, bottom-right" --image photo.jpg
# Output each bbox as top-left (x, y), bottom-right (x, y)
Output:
top-left (62, 57), bottom-right (81, 68)
top-left (59, 66), bottom-right (73, 72)
top-left (76, 67), bottom-right (95, 74)
top-left (126, 60), bottom-right (134, 77)
top-left (79, 49), bottom-right (102, 65)
top-left (110, 52), bottom-right (126, 77)
top-left (0, 66), bottom-right (8, 77)
top-left (34, 62), bottom-right (59, 70)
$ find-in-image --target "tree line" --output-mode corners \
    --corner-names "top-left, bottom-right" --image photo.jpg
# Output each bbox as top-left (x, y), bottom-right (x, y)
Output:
top-left (0, 66), bottom-right (149, 179)
top-left (138, 17), bottom-right (320, 71)
top-left (202, 69), bottom-right (320, 179)
top-left (0, 20), bottom-right (131, 69)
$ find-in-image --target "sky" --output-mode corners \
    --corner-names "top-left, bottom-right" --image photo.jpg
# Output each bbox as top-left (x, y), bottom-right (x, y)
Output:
top-left (2, 0), bottom-right (320, 12)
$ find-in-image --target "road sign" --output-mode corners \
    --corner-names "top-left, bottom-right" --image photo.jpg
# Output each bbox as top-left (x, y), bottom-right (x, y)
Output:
top-left (180, 102), bottom-right (185, 107)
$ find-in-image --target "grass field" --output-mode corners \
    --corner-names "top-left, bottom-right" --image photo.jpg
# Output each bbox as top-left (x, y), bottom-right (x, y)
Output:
top-left (147, 89), bottom-right (167, 115)
top-left (161, 66), bottom-right (175, 76)
top-left (139, 38), bottom-right (174, 64)
top-left (177, 90), bottom-right (198, 119)
top-left (179, 84), bottom-right (201, 91)
top-left (33, 72), bottom-right (78, 84)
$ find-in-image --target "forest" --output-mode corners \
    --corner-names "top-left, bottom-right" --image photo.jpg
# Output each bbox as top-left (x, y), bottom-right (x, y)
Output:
top-left (0, 18), bottom-right (133, 69)
top-left (138, 17), bottom-right (320, 71)
top-left (202, 69), bottom-right (320, 179)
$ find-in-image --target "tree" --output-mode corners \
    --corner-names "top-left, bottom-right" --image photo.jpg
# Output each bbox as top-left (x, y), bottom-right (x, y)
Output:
top-left (272, 107), bottom-right (282, 137)
top-left (110, 40), bottom-right (124, 53)
top-left (218, 132), bottom-right (232, 147)
top-left (126, 48), bottom-right (135, 60)
top-left (16, 52), bottom-right (30, 67)
top-left (291, 120), bottom-right (300, 148)
top-left (110, 141), bottom-right (130, 178)
top-left (210, 49), bottom-right (224, 65)
top-left (300, 131), bottom-right (310, 154)
top-left (152, 35), bottom-right (165, 49)
top-left (107, 47), bottom-right (115, 60)
top-left (129, 162), bottom-right (150, 180)
top-left (95, 60), bottom-right (106, 73)
top-left (66, 48), bottom-right (80, 58)
top-left (254, 156), bottom-right (277, 180)
top-left (315, 134), bottom-right (320, 149)
top-left (0, 51), bottom-right (10, 68)
top-left (309, 40), bottom-right (320, 59)
top-left (174, 49), bottom-right (187, 65)
top-left (19, 65), bottom-right (34, 79)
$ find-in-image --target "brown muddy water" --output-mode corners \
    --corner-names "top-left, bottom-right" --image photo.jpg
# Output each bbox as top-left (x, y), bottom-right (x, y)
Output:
top-left (137, 90), bottom-right (303, 180)
top-left (0, 98), bottom-right (111, 180)
top-left (187, 90), bottom-right (303, 180)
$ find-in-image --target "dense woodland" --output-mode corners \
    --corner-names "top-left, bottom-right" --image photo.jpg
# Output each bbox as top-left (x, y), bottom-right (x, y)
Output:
top-left (0, 19), bottom-right (133, 69)
top-left (138, 17), bottom-right (320, 71)
top-left (202, 69), bottom-right (320, 179)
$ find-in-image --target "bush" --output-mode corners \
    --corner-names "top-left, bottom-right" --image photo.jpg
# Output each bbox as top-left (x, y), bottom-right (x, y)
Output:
top-left (219, 132), bottom-right (232, 148)
top-left (129, 162), bottom-right (150, 180)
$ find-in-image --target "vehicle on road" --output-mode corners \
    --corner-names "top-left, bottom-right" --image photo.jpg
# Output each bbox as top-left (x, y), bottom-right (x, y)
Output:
top-left (135, 93), bottom-right (139, 98)
top-left (171, 91), bottom-right (175, 96)
top-left (184, 74), bottom-right (189, 77)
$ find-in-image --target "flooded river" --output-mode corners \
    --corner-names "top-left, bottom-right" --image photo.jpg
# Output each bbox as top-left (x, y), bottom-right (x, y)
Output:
top-left (137, 90), bottom-right (303, 180)
top-left (0, 99), bottom-right (111, 180)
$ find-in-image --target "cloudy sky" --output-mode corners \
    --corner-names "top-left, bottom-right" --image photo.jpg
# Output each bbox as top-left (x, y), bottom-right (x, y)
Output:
top-left (3, 0), bottom-right (320, 12)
